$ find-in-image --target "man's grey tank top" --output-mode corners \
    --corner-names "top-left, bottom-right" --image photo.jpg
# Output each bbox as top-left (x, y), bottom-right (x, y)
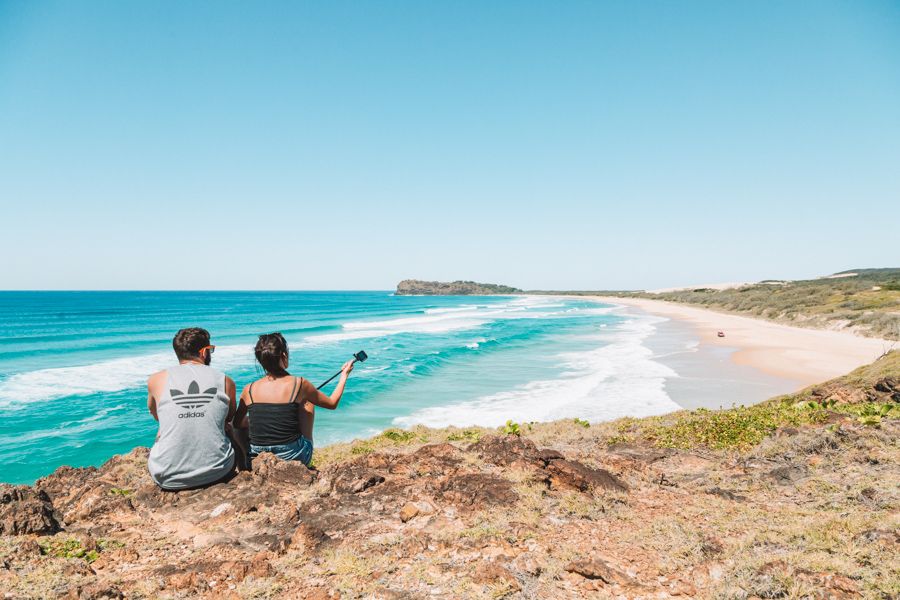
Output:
top-left (148, 363), bottom-right (235, 490)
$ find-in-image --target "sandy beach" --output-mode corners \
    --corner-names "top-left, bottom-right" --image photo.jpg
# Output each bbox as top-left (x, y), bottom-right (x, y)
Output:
top-left (590, 296), bottom-right (895, 388)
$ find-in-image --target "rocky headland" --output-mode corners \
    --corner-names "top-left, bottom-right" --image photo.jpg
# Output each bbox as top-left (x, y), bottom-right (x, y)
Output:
top-left (394, 280), bottom-right (522, 296)
top-left (1, 353), bottom-right (898, 599)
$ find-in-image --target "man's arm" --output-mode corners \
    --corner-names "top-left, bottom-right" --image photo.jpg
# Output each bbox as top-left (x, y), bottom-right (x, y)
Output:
top-left (147, 372), bottom-right (161, 421)
top-left (224, 376), bottom-right (237, 433)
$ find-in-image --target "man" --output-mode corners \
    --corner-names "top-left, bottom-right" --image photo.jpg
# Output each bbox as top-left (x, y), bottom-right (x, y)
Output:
top-left (147, 327), bottom-right (236, 490)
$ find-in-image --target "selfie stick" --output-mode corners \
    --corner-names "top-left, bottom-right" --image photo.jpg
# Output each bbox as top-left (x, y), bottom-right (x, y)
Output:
top-left (317, 350), bottom-right (368, 390)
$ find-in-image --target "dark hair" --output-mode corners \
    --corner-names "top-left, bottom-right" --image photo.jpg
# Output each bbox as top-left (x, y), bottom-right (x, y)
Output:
top-left (172, 327), bottom-right (210, 360)
top-left (255, 332), bottom-right (288, 376)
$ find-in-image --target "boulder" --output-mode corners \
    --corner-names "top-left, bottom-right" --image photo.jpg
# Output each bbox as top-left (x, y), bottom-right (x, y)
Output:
top-left (546, 459), bottom-right (627, 493)
top-left (399, 502), bottom-right (419, 523)
top-left (768, 464), bottom-right (809, 485)
top-left (471, 435), bottom-right (544, 468)
top-left (564, 558), bottom-right (631, 584)
top-left (437, 473), bottom-right (517, 508)
top-left (0, 485), bottom-right (60, 535)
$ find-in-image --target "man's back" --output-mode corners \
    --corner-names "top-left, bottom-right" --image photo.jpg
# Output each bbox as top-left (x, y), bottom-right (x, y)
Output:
top-left (148, 363), bottom-right (235, 490)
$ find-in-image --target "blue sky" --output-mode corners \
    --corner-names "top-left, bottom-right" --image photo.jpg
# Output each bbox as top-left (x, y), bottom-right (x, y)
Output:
top-left (1, 1), bottom-right (898, 290)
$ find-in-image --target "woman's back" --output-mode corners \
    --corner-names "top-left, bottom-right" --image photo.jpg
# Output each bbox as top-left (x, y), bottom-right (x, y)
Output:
top-left (247, 375), bottom-right (303, 446)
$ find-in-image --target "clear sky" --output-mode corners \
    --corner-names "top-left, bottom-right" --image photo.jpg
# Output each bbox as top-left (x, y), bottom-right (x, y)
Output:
top-left (1, 1), bottom-right (898, 291)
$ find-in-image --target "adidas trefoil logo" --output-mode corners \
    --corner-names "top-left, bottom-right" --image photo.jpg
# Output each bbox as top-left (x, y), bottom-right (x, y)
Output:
top-left (170, 380), bottom-right (218, 409)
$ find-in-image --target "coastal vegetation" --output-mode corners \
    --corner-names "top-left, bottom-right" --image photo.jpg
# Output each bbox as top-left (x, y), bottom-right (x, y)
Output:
top-left (1, 352), bottom-right (897, 598)
top-left (395, 279), bottom-right (522, 295)
top-left (541, 268), bottom-right (900, 340)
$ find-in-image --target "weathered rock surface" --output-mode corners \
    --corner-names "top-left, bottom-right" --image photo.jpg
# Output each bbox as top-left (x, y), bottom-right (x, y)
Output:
top-left (0, 415), bottom-right (895, 599)
top-left (0, 485), bottom-right (60, 535)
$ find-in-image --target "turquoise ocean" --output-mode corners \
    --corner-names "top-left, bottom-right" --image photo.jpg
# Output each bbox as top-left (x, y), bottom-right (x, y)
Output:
top-left (0, 291), bottom-right (683, 484)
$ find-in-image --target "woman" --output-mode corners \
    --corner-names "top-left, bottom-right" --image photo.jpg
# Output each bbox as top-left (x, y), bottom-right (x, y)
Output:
top-left (233, 332), bottom-right (353, 466)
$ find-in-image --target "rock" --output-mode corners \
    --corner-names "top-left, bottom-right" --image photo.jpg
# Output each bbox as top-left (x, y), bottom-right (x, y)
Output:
top-left (290, 521), bottom-right (331, 554)
top-left (399, 503), bottom-right (419, 523)
top-left (471, 435), bottom-right (544, 468)
top-left (546, 459), bottom-right (627, 493)
top-left (65, 582), bottom-right (124, 599)
top-left (792, 570), bottom-right (860, 599)
top-left (209, 502), bottom-right (233, 518)
top-left (437, 473), bottom-right (517, 508)
top-left (328, 456), bottom-right (386, 494)
top-left (564, 558), bottom-right (630, 584)
top-left (606, 443), bottom-right (671, 463)
top-left (873, 376), bottom-right (900, 400)
top-left (0, 485), bottom-right (60, 535)
top-left (705, 487), bottom-right (746, 502)
top-left (473, 563), bottom-right (520, 591)
top-left (855, 528), bottom-right (899, 546)
top-left (167, 570), bottom-right (200, 591)
top-left (768, 464), bottom-right (809, 485)
top-left (251, 452), bottom-right (316, 487)
top-left (511, 553), bottom-right (543, 576)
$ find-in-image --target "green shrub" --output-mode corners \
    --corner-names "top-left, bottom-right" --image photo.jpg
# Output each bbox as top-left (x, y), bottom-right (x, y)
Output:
top-left (447, 429), bottom-right (482, 442)
top-left (38, 538), bottom-right (99, 562)
top-left (501, 420), bottom-right (521, 437)
top-left (620, 402), bottom-right (828, 452)
top-left (380, 429), bottom-right (416, 443)
top-left (573, 418), bottom-right (590, 428)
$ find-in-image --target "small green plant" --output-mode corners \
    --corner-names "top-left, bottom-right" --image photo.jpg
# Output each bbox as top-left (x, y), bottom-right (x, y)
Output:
top-left (350, 440), bottom-right (376, 455)
top-left (501, 420), bottom-right (521, 437)
top-left (794, 398), bottom-right (837, 411)
top-left (38, 538), bottom-right (99, 562)
top-left (108, 487), bottom-right (132, 497)
top-left (447, 428), bottom-right (482, 442)
top-left (853, 403), bottom-right (897, 426)
top-left (574, 418), bottom-right (590, 428)
top-left (380, 428), bottom-right (416, 443)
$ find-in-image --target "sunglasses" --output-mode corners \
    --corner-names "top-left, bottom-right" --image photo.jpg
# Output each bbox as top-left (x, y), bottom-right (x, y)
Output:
top-left (199, 345), bottom-right (216, 354)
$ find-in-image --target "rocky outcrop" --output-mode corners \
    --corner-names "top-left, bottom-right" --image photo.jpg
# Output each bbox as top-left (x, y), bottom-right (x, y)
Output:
top-left (0, 486), bottom-right (59, 535)
top-left (0, 415), bottom-right (896, 598)
top-left (395, 279), bottom-right (522, 295)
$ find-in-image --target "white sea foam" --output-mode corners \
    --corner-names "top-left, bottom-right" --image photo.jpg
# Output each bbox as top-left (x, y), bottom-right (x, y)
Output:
top-left (0, 344), bottom-right (255, 408)
top-left (0, 296), bottom-right (610, 409)
top-left (393, 313), bottom-right (681, 429)
top-left (465, 337), bottom-right (490, 349)
top-left (424, 305), bottom-right (481, 314)
top-left (311, 297), bottom-right (558, 344)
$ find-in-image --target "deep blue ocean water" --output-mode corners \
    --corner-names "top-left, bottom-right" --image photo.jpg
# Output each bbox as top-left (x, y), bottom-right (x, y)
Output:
top-left (0, 291), bottom-right (682, 484)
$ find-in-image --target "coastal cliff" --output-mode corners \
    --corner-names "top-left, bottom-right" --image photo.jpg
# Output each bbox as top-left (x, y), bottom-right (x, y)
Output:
top-left (395, 280), bottom-right (522, 296)
top-left (1, 353), bottom-right (897, 599)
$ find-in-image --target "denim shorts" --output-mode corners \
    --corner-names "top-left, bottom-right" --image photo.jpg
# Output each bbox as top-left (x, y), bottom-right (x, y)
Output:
top-left (249, 436), bottom-right (313, 466)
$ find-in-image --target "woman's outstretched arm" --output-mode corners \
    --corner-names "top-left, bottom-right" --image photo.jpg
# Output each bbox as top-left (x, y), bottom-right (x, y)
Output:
top-left (302, 360), bottom-right (354, 410)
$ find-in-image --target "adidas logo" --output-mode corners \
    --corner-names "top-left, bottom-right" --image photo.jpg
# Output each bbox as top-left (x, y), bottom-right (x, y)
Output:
top-left (170, 380), bottom-right (218, 410)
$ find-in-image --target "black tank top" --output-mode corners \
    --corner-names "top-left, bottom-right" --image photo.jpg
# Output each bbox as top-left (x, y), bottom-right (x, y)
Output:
top-left (247, 377), bottom-right (302, 446)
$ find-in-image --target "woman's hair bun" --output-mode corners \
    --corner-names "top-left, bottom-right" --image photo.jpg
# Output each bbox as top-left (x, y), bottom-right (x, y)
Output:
top-left (255, 332), bottom-right (288, 375)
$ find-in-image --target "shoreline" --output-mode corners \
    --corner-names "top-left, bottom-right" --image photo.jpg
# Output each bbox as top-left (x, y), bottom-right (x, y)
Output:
top-left (585, 295), bottom-right (893, 388)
